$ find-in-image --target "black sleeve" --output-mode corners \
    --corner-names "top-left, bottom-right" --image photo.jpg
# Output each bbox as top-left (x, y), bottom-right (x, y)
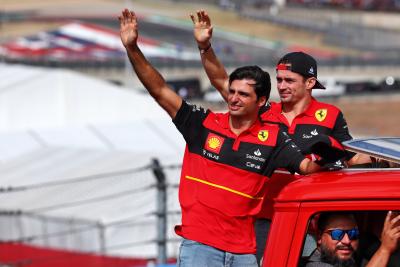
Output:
top-left (308, 135), bottom-right (347, 164)
top-left (270, 131), bottom-right (306, 174)
top-left (332, 111), bottom-right (353, 142)
top-left (332, 111), bottom-right (355, 160)
top-left (172, 101), bottom-right (209, 144)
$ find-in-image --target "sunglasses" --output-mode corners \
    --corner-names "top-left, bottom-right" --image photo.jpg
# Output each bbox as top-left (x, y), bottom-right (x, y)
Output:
top-left (324, 228), bottom-right (359, 241)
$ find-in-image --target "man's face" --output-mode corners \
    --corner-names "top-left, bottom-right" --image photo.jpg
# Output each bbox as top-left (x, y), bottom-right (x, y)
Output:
top-left (318, 215), bottom-right (359, 265)
top-left (228, 79), bottom-right (265, 119)
top-left (276, 69), bottom-right (312, 104)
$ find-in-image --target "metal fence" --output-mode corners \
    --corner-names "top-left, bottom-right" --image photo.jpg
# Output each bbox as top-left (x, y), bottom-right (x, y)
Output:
top-left (0, 159), bottom-right (182, 266)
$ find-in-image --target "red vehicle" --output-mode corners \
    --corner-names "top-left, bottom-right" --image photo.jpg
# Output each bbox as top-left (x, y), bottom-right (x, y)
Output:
top-left (261, 138), bottom-right (400, 266)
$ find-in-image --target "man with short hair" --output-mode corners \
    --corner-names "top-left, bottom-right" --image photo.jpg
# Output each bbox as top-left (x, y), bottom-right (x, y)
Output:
top-left (310, 212), bottom-right (361, 267)
top-left (190, 10), bottom-right (371, 264)
top-left (190, 10), bottom-right (367, 167)
top-left (307, 211), bottom-right (400, 267)
top-left (119, 8), bottom-right (323, 267)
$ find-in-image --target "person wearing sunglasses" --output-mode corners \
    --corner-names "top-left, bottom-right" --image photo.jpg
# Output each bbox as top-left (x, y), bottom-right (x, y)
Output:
top-left (306, 211), bottom-right (400, 267)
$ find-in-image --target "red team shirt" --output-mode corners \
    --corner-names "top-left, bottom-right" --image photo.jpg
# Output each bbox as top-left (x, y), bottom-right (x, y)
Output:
top-left (259, 98), bottom-right (353, 219)
top-left (173, 101), bottom-right (305, 253)
top-left (261, 98), bottom-right (351, 156)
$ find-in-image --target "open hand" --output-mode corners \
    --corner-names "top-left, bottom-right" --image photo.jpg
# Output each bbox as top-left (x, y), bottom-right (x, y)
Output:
top-left (380, 211), bottom-right (400, 253)
top-left (119, 9), bottom-right (138, 48)
top-left (190, 10), bottom-right (213, 46)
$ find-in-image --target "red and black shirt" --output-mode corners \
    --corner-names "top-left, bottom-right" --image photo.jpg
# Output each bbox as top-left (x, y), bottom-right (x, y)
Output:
top-left (172, 101), bottom-right (305, 253)
top-left (261, 98), bottom-right (353, 163)
top-left (257, 98), bottom-right (353, 219)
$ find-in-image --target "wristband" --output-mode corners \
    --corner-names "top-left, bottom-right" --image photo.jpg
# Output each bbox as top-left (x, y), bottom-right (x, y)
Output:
top-left (198, 43), bottom-right (211, 54)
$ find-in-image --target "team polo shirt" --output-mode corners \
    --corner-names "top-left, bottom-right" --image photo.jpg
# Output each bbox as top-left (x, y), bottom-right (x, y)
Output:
top-left (257, 98), bottom-right (353, 219)
top-left (261, 98), bottom-right (353, 161)
top-left (172, 101), bottom-right (305, 254)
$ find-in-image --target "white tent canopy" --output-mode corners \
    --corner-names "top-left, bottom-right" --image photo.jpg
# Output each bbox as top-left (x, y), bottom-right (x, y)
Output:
top-left (0, 63), bottom-right (176, 131)
top-left (0, 63), bottom-right (185, 258)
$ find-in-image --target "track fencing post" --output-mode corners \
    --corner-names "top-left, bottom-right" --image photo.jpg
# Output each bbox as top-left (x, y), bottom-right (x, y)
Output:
top-left (151, 158), bottom-right (167, 264)
top-left (98, 222), bottom-right (106, 254)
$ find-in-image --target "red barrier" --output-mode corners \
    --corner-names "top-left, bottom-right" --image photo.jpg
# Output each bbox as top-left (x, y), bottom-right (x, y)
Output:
top-left (0, 243), bottom-right (150, 267)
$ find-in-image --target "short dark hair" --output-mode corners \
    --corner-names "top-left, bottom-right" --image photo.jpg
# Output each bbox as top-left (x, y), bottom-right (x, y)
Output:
top-left (317, 212), bottom-right (357, 233)
top-left (229, 65), bottom-right (271, 100)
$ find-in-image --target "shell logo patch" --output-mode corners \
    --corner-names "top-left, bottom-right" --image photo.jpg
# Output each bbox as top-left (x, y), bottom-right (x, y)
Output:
top-left (315, 109), bottom-right (327, 122)
top-left (205, 133), bottom-right (225, 154)
top-left (258, 130), bottom-right (269, 142)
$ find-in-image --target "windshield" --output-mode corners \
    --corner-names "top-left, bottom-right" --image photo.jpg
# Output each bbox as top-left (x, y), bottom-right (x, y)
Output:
top-left (343, 137), bottom-right (400, 164)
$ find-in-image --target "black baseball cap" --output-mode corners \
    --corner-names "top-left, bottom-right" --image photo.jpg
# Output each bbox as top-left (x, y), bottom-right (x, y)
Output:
top-left (276, 51), bottom-right (326, 89)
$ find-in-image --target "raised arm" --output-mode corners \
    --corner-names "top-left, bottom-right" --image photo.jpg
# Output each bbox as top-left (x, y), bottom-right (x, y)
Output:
top-left (190, 10), bottom-right (229, 101)
top-left (366, 211), bottom-right (400, 267)
top-left (119, 9), bottom-right (182, 119)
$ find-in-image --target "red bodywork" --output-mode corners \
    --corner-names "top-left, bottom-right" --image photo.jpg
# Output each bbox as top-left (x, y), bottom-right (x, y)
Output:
top-left (261, 169), bottom-right (400, 267)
